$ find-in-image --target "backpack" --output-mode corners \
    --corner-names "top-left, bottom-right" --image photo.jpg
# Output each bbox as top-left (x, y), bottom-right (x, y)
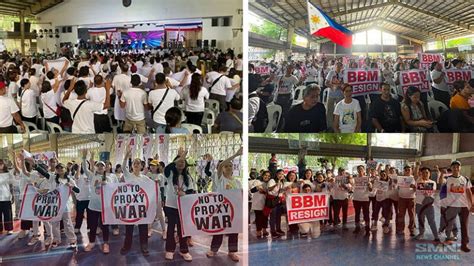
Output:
top-left (250, 94), bottom-right (268, 133)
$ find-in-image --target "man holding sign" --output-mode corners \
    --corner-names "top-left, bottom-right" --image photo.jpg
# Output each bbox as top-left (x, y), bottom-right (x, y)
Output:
top-left (352, 165), bottom-right (372, 236)
top-left (414, 166), bottom-right (439, 243)
top-left (396, 166), bottom-right (416, 236)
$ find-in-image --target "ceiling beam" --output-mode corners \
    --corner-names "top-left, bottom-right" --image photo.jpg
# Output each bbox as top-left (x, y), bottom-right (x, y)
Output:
top-left (24, 0), bottom-right (63, 16)
top-left (331, 1), bottom-right (395, 17)
top-left (394, 0), bottom-right (474, 33)
top-left (384, 18), bottom-right (442, 40)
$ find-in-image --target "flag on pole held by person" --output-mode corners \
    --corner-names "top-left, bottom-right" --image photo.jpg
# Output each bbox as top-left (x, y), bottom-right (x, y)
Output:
top-left (307, 1), bottom-right (353, 48)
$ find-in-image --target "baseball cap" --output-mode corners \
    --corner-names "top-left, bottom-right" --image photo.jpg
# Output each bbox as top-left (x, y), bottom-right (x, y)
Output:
top-left (95, 161), bottom-right (106, 166)
top-left (55, 163), bottom-right (65, 169)
top-left (150, 160), bottom-right (159, 166)
top-left (451, 160), bottom-right (461, 166)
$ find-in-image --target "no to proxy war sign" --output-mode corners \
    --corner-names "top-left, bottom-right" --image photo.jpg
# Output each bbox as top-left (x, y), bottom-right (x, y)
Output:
top-left (419, 53), bottom-right (444, 70)
top-left (20, 184), bottom-right (70, 222)
top-left (101, 181), bottom-right (158, 225)
top-left (178, 190), bottom-right (243, 237)
top-left (399, 69), bottom-right (431, 94)
top-left (286, 193), bottom-right (330, 225)
top-left (344, 69), bottom-right (381, 96)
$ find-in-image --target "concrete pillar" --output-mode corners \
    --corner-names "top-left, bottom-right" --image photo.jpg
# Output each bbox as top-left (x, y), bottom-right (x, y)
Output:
top-left (452, 133), bottom-right (460, 156)
top-left (20, 11), bottom-right (25, 55)
top-left (367, 133), bottom-right (372, 160)
top-left (442, 38), bottom-right (447, 59)
top-left (285, 25), bottom-right (295, 60)
top-left (49, 134), bottom-right (58, 155)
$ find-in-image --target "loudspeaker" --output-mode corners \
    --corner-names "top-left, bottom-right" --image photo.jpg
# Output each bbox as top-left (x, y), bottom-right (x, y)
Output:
top-left (203, 40), bottom-right (209, 47)
top-left (196, 39), bottom-right (202, 47)
top-left (211, 39), bottom-right (216, 47)
top-left (13, 22), bottom-right (31, 32)
top-left (123, 0), bottom-right (132, 7)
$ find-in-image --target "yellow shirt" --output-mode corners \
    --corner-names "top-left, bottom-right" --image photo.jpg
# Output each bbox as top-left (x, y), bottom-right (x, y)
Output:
top-left (450, 94), bottom-right (470, 110)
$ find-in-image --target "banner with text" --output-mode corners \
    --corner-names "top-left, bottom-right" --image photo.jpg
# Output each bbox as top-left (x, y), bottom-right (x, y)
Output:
top-left (286, 193), bottom-right (330, 225)
top-left (344, 69), bottom-right (381, 96)
top-left (101, 181), bottom-right (158, 225)
top-left (419, 53), bottom-right (444, 70)
top-left (399, 70), bottom-right (431, 94)
top-left (445, 69), bottom-right (473, 91)
top-left (19, 184), bottom-right (70, 222)
top-left (178, 190), bottom-right (243, 237)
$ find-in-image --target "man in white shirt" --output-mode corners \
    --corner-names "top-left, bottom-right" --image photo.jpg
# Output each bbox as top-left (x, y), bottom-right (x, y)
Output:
top-left (0, 81), bottom-right (25, 133)
top-left (112, 64), bottom-right (131, 122)
top-left (148, 73), bottom-right (181, 133)
top-left (119, 74), bottom-right (148, 133)
top-left (444, 160), bottom-right (473, 252)
top-left (86, 75), bottom-right (112, 133)
top-left (19, 79), bottom-right (38, 124)
top-left (333, 84), bottom-right (361, 133)
top-left (188, 52), bottom-right (199, 66)
top-left (63, 78), bottom-right (111, 134)
top-left (396, 165), bottom-right (417, 237)
top-left (209, 66), bottom-right (232, 112)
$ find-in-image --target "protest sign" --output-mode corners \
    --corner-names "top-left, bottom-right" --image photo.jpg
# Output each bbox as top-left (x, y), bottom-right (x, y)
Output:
top-left (45, 57), bottom-right (70, 72)
top-left (416, 182), bottom-right (435, 196)
top-left (344, 69), bottom-right (381, 96)
top-left (286, 193), bottom-right (330, 225)
top-left (255, 65), bottom-right (270, 75)
top-left (101, 181), bottom-right (158, 225)
top-left (178, 190), bottom-right (243, 237)
top-left (445, 69), bottom-right (472, 91)
top-left (19, 184), bottom-right (70, 222)
top-left (419, 53), bottom-right (444, 70)
top-left (399, 70), bottom-right (431, 94)
top-left (397, 176), bottom-right (415, 188)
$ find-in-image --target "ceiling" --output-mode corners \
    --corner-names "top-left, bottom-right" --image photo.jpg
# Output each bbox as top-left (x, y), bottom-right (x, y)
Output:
top-left (250, 0), bottom-right (474, 43)
top-left (0, 0), bottom-right (64, 18)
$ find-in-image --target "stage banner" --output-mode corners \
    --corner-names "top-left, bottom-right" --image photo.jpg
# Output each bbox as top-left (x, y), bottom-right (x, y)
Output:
top-left (344, 69), bottom-right (381, 96)
top-left (115, 135), bottom-right (127, 166)
top-left (157, 134), bottom-right (169, 165)
top-left (255, 65), bottom-right (270, 75)
top-left (286, 193), bottom-right (330, 225)
top-left (178, 190), bottom-right (243, 237)
top-left (399, 69), bottom-right (431, 94)
top-left (45, 57), bottom-right (70, 72)
top-left (19, 184), bottom-right (70, 222)
top-left (101, 181), bottom-right (158, 225)
top-left (142, 135), bottom-right (153, 160)
top-left (445, 69), bottom-right (473, 91)
top-left (419, 53), bottom-right (444, 70)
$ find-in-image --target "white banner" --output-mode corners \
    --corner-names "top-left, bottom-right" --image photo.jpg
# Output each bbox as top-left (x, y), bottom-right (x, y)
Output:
top-left (101, 181), bottom-right (158, 225)
top-left (142, 135), bottom-right (153, 160)
top-left (419, 53), bottom-right (444, 70)
top-left (157, 134), bottom-right (169, 164)
top-left (178, 190), bottom-right (243, 237)
top-left (19, 184), bottom-right (70, 222)
top-left (45, 57), bottom-right (70, 72)
top-left (445, 69), bottom-right (473, 91)
top-left (344, 69), bottom-right (381, 96)
top-left (286, 193), bottom-right (330, 225)
top-left (399, 69), bottom-right (431, 94)
top-left (115, 135), bottom-right (127, 167)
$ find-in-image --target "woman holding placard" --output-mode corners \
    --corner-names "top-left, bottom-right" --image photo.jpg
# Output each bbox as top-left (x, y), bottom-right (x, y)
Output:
top-left (146, 159), bottom-right (167, 239)
top-left (206, 147), bottom-right (242, 262)
top-left (163, 147), bottom-right (196, 262)
top-left (250, 170), bottom-right (271, 239)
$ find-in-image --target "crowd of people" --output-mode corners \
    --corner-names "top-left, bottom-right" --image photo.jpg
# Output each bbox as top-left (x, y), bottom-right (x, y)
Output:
top-left (249, 56), bottom-right (474, 133)
top-left (249, 154), bottom-right (473, 253)
top-left (0, 146), bottom-right (243, 262)
top-left (0, 47), bottom-right (243, 134)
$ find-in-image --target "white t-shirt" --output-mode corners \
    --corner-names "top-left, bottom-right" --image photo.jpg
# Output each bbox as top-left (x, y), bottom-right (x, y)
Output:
top-left (415, 179), bottom-right (437, 205)
top-left (209, 74), bottom-right (232, 96)
top-left (0, 95), bottom-right (19, 127)
top-left (164, 172), bottom-right (195, 209)
top-left (235, 59), bottom-right (243, 71)
top-left (430, 70), bottom-right (449, 92)
top-left (148, 88), bottom-right (180, 125)
top-left (352, 176), bottom-right (370, 201)
top-left (445, 175), bottom-right (472, 208)
top-left (188, 56), bottom-right (199, 66)
top-left (112, 74), bottom-right (131, 121)
top-left (20, 89), bottom-right (37, 118)
top-left (86, 87), bottom-right (107, 115)
top-left (306, 67), bottom-right (319, 82)
top-left (29, 75), bottom-right (41, 96)
top-left (181, 86), bottom-right (209, 112)
top-left (78, 77), bottom-right (93, 88)
top-left (0, 172), bottom-right (15, 201)
top-left (251, 180), bottom-right (267, 211)
top-left (120, 87), bottom-right (148, 121)
top-left (397, 176), bottom-right (416, 199)
top-left (276, 75), bottom-right (299, 95)
top-left (75, 174), bottom-right (91, 201)
top-left (41, 89), bottom-right (58, 119)
top-left (226, 58), bottom-right (234, 69)
top-left (8, 81), bottom-right (19, 99)
top-left (64, 99), bottom-right (104, 133)
top-left (214, 175), bottom-right (242, 192)
top-left (166, 77), bottom-right (180, 89)
top-left (334, 99), bottom-right (361, 133)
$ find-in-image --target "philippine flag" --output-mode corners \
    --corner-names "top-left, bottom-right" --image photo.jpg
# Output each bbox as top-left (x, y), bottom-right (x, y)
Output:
top-left (307, 1), bottom-right (353, 48)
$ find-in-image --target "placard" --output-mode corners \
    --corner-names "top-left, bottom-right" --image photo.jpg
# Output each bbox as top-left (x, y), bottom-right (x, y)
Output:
top-left (445, 69), bottom-right (473, 91)
top-left (19, 184), bottom-right (70, 222)
top-left (399, 70), bottom-right (431, 94)
top-left (286, 193), bottom-right (330, 225)
top-left (419, 53), bottom-right (444, 70)
top-left (344, 69), bottom-right (381, 96)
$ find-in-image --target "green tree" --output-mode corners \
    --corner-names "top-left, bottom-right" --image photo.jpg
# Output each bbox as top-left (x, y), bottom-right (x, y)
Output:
top-left (249, 19), bottom-right (286, 41)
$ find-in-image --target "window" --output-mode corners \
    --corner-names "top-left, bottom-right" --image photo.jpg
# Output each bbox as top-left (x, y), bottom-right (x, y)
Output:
top-left (382, 31), bottom-right (396, 45)
top-left (223, 17), bottom-right (231, 27)
top-left (367, 29), bottom-right (381, 45)
top-left (353, 31), bottom-right (367, 45)
top-left (211, 18), bottom-right (218, 27)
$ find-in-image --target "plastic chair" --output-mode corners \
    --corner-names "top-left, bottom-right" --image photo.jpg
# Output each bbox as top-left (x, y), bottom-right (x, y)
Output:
top-left (181, 123), bottom-right (203, 134)
top-left (427, 90), bottom-right (435, 102)
top-left (428, 100), bottom-right (449, 121)
top-left (292, 85), bottom-right (305, 106)
top-left (264, 104), bottom-right (282, 133)
top-left (205, 99), bottom-right (220, 113)
top-left (322, 88), bottom-right (330, 105)
top-left (23, 121), bottom-right (38, 132)
top-left (46, 121), bottom-right (64, 133)
top-left (201, 109), bottom-right (216, 133)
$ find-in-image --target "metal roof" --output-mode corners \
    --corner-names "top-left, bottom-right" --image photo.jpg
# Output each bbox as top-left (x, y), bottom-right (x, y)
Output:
top-left (0, 0), bottom-right (64, 17)
top-left (250, 0), bottom-right (474, 43)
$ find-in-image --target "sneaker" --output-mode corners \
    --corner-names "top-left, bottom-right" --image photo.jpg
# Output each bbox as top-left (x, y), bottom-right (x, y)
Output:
top-left (141, 246), bottom-right (149, 256)
top-left (7, 231), bottom-right (13, 235)
top-left (460, 244), bottom-right (471, 252)
top-left (383, 227), bottom-right (390, 234)
top-left (148, 230), bottom-right (152, 238)
top-left (453, 236), bottom-right (458, 241)
top-left (371, 223), bottom-right (377, 231)
top-left (206, 250), bottom-right (216, 258)
top-left (187, 238), bottom-right (194, 247)
top-left (18, 230), bottom-right (27, 239)
top-left (228, 252), bottom-right (239, 262)
top-left (68, 242), bottom-right (77, 250)
top-left (51, 241), bottom-right (60, 248)
top-left (44, 238), bottom-right (52, 246)
top-left (409, 231), bottom-right (416, 237)
top-left (120, 247), bottom-right (130, 255)
top-left (180, 252), bottom-right (192, 262)
top-left (27, 237), bottom-right (39, 246)
top-left (272, 233), bottom-right (281, 239)
top-left (162, 230), bottom-right (167, 240)
top-left (414, 233), bottom-right (424, 240)
top-left (444, 238), bottom-right (454, 245)
top-left (102, 243), bottom-right (110, 254)
top-left (262, 230), bottom-right (269, 237)
top-left (112, 228), bottom-right (119, 236)
top-left (84, 243), bottom-right (95, 252)
top-left (165, 252), bottom-right (174, 260)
